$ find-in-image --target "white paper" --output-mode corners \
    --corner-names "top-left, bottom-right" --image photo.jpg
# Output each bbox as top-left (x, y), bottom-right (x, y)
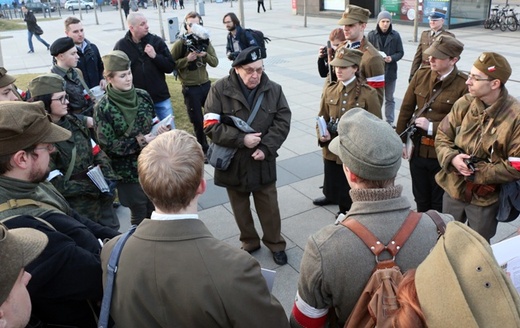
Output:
top-left (491, 234), bottom-right (520, 265)
top-left (86, 165), bottom-right (110, 193)
top-left (317, 116), bottom-right (327, 137)
top-left (378, 51), bottom-right (387, 58)
top-left (505, 256), bottom-right (520, 294)
top-left (150, 114), bottom-right (173, 136)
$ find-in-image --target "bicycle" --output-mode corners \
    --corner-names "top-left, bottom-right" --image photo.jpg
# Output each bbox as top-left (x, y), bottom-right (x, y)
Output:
top-left (484, 5), bottom-right (500, 29)
top-left (502, 6), bottom-right (519, 31)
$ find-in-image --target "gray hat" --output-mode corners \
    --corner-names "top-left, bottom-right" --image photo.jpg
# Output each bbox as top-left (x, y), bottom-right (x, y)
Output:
top-left (424, 35), bottom-right (464, 59)
top-left (232, 46), bottom-right (263, 67)
top-left (0, 67), bottom-right (16, 88)
top-left (50, 37), bottom-right (75, 56)
top-left (102, 50), bottom-right (131, 72)
top-left (329, 108), bottom-right (402, 180)
top-left (0, 223), bottom-right (47, 305)
top-left (338, 5), bottom-right (370, 25)
top-left (28, 74), bottom-right (66, 98)
top-left (377, 11), bottom-right (392, 23)
top-left (330, 47), bottom-right (363, 67)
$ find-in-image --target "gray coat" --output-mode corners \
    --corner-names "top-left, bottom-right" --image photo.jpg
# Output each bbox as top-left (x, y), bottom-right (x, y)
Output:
top-left (204, 70), bottom-right (291, 192)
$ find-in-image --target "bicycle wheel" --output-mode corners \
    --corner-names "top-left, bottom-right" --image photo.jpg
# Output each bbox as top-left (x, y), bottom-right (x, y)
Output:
top-left (490, 18), bottom-right (498, 30)
top-left (508, 17), bottom-right (518, 31)
top-left (500, 17), bottom-right (507, 31)
top-left (484, 18), bottom-right (492, 28)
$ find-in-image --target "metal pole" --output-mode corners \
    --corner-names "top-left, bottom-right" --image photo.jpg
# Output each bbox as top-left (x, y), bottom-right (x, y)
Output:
top-left (239, 0), bottom-right (244, 28)
top-left (157, 0), bottom-right (166, 40)
top-left (268, 0), bottom-right (271, 10)
top-left (303, 0), bottom-right (307, 27)
top-left (119, 0), bottom-right (125, 30)
top-left (194, 0), bottom-right (196, 12)
top-left (94, 1), bottom-right (99, 24)
top-left (230, 0), bottom-right (232, 8)
top-left (79, 0), bottom-right (83, 20)
top-left (413, 0), bottom-right (418, 42)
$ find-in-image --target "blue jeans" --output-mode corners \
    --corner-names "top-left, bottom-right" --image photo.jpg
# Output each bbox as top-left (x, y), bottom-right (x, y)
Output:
top-left (27, 30), bottom-right (50, 52)
top-left (154, 98), bottom-right (175, 126)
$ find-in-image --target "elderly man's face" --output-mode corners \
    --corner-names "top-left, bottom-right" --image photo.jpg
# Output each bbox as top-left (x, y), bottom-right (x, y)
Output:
top-left (235, 60), bottom-right (264, 89)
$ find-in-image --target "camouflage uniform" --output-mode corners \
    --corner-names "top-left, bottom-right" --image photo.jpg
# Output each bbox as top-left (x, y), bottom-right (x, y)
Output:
top-left (94, 88), bottom-right (155, 225)
top-left (50, 65), bottom-right (94, 115)
top-left (409, 29), bottom-right (455, 81)
top-left (50, 114), bottom-right (120, 230)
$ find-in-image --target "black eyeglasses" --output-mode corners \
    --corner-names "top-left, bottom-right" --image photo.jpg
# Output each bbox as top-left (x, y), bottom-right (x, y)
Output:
top-left (241, 66), bottom-right (264, 75)
top-left (51, 94), bottom-right (69, 104)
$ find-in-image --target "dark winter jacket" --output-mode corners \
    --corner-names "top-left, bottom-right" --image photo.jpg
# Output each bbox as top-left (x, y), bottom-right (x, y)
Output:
top-left (367, 25), bottom-right (404, 81)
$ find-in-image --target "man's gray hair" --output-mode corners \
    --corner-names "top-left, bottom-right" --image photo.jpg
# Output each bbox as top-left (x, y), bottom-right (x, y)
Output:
top-left (127, 12), bottom-right (145, 27)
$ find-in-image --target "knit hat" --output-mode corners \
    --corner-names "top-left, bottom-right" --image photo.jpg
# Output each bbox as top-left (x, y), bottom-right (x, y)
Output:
top-left (329, 108), bottom-right (402, 180)
top-left (28, 74), bottom-right (66, 98)
top-left (50, 37), bottom-right (75, 56)
top-left (338, 4), bottom-right (370, 25)
top-left (0, 101), bottom-right (71, 156)
top-left (424, 35), bottom-right (464, 59)
top-left (377, 11), bottom-right (392, 23)
top-left (232, 46), bottom-right (263, 67)
top-left (0, 222), bottom-right (47, 305)
top-left (329, 47), bottom-right (363, 67)
top-left (102, 50), bottom-right (131, 72)
top-left (429, 8), bottom-right (447, 20)
top-left (473, 52), bottom-right (511, 85)
top-left (416, 221), bottom-right (520, 327)
top-left (0, 67), bottom-right (16, 88)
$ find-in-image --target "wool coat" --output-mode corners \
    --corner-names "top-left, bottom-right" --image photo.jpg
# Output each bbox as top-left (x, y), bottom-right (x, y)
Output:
top-left (367, 25), bottom-right (404, 81)
top-left (204, 70), bottom-right (291, 192)
top-left (101, 218), bottom-right (290, 327)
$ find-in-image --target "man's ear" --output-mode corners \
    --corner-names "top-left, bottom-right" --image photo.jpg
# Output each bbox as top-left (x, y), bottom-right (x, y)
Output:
top-left (342, 165), bottom-right (358, 182)
top-left (0, 308), bottom-right (6, 328)
top-left (11, 150), bottom-right (31, 170)
top-left (196, 178), bottom-right (206, 195)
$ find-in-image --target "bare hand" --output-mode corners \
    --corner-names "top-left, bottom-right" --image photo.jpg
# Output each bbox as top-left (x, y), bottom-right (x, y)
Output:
top-left (144, 133), bottom-right (156, 144)
top-left (99, 79), bottom-right (107, 90)
top-left (402, 146), bottom-right (409, 160)
top-left (156, 124), bottom-right (171, 135)
top-left (244, 132), bottom-right (262, 149)
top-left (144, 44), bottom-right (157, 59)
top-left (414, 117), bottom-right (430, 131)
top-left (384, 56), bottom-right (392, 63)
top-left (251, 149), bottom-right (265, 161)
top-left (187, 51), bottom-right (198, 62)
top-left (452, 153), bottom-right (474, 176)
top-left (319, 129), bottom-right (331, 143)
top-left (196, 51), bottom-right (207, 58)
top-left (85, 116), bottom-right (94, 129)
top-left (318, 46), bottom-right (326, 58)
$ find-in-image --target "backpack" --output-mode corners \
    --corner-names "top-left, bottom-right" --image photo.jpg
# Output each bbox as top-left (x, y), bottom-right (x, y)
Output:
top-left (243, 28), bottom-right (270, 58)
top-left (341, 210), bottom-right (446, 328)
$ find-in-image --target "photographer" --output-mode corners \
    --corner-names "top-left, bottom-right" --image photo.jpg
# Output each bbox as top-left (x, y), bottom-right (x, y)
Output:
top-left (170, 11), bottom-right (218, 158)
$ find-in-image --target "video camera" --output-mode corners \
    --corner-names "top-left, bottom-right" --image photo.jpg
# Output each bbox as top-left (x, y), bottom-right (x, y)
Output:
top-left (182, 23), bottom-right (210, 53)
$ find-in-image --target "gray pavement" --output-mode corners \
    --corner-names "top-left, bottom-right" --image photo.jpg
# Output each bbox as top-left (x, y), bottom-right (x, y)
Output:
top-left (2, 1), bottom-right (520, 317)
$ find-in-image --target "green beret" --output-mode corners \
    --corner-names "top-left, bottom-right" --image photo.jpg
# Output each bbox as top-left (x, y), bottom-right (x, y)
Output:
top-left (330, 47), bottom-right (363, 67)
top-left (0, 67), bottom-right (16, 88)
top-left (0, 101), bottom-right (71, 155)
top-left (338, 5), bottom-right (370, 25)
top-left (102, 50), bottom-right (131, 71)
top-left (473, 52), bottom-right (511, 85)
top-left (232, 46), bottom-right (263, 67)
top-left (28, 74), bottom-right (66, 98)
top-left (50, 37), bottom-right (75, 56)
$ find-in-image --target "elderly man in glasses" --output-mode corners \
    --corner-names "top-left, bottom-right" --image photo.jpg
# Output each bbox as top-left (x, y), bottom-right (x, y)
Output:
top-left (204, 46), bottom-right (291, 266)
top-left (435, 52), bottom-right (520, 242)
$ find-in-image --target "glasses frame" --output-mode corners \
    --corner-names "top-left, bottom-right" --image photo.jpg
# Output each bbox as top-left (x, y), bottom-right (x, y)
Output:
top-left (51, 94), bottom-right (69, 104)
top-left (241, 66), bottom-right (264, 75)
top-left (33, 144), bottom-right (56, 153)
top-left (465, 73), bottom-right (494, 82)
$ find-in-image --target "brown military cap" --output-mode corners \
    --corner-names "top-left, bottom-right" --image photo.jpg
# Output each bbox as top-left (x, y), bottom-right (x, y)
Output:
top-left (0, 101), bottom-right (71, 155)
top-left (102, 50), bottom-right (131, 72)
top-left (473, 52), bottom-right (511, 85)
top-left (0, 67), bottom-right (16, 88)
top-left (338, 5), bottom-right (370, 25)
top-left (329, 47), bottom-right (363, 67)
top-left (424, 35), bottom-right (464, 59)
top-left (0, 223), bottom-right (47, 305)
top-left (28, 74), bottom-right (66, 98)
top-left (416, 222), bottom-right (520, 327)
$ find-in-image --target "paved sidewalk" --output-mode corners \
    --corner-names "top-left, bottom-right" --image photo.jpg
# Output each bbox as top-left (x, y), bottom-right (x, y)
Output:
top-left (2, 0), bottom-right (520, 317)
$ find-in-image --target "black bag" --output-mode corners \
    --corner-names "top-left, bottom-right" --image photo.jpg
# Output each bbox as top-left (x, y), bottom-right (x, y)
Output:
top-left (244, 29), bottom-right (270, 58)
top-left (34, 24), bottom-right (44, 35)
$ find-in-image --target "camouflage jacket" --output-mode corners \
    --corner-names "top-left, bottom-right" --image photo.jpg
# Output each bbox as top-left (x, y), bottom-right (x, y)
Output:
top-left (50, 65), bottom-right (94, 115)
top-left (318, 78), bottom-right (380, 163)
top-left (94, 89), bottom-right (155, 183)
top-left (435, 89), bottom-right (520, 205)
top-left (50, 114), bottom-right (118, 199)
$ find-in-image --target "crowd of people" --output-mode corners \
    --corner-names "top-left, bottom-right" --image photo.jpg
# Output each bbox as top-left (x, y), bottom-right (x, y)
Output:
top-left (0, 4), bottom-right (520, 328)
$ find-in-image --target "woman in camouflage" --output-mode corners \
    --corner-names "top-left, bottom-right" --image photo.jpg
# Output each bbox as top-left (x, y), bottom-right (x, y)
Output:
top-left (28, 73), bottom-right (121, 230)
top-left (94, 50), bottom-right (169, 226)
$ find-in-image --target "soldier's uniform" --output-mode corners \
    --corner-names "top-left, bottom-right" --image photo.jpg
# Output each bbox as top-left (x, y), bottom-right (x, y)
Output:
top-left (94, 50), bottom-right (157, 225)
top-left (318, 47), bottom-right (381, 214)
top-left (396, 36), bottom-right (467, 213)
top-left (436, 52), bottom-right (520, 241)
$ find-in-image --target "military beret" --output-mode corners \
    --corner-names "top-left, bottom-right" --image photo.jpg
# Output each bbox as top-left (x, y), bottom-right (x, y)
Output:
top-left (338, 5), bottom-right (370, 25)
top-left (28, 73), bottom-right (66, 98)
top-left (0, 101), bottom-right (71, 156)
top-left (429, 8), bottom-right (447, 20)
top-left (231, 46), bottom-right (263, 67)
top-left (50, 37), bottom-right (75, 56)
top-left (473, 52), bottom-right (511, 85)
top-left (102, 50), bottom-right (131, 72)
top-left (0, 67), bottom-right (16, 88)
top-left (424, 35), bottom-right (464, 59)
top-left (329, 47), bottom-right (363, 67)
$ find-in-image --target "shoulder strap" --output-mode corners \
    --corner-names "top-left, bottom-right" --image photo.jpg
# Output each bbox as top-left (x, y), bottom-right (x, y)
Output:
top-left (0, 199), bottom-right (61, 213)
top-left (1, 215), bottom-right (56, 231)
top-left (98, 225), bottom-right (137, 328)
top-left (63, 146), bottom-right (77, 182)
top-left (246, 92), bottom-right (264, 126)
top-left (341, 211), bottom-right (421, 259)
top-left (425, 210), bottom-right (447, 236)
top-left (408, 86), bottom-right (444, 126)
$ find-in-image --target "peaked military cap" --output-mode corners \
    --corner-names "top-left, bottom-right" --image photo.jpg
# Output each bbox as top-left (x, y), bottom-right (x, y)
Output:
top-left (338, 5), bottom-right (370, 25)
top-left (424, 35), bottom-right (464, 59)
top-left (329, 47), bottom-right (363, 67)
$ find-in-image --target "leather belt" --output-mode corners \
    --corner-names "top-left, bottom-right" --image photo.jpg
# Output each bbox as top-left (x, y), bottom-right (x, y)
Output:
top-left (420, 136), bottom-right (435, 147)
top-left (464, 181), bottom-right (497, 203)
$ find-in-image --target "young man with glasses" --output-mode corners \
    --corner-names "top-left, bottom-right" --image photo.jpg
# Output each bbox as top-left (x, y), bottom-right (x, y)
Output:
top-left (396, 36), bottom-right (468, 213)
top-left (409, 8), bottom-right (455, 82)
top-left (204, 46), bottom-right (291, 265)
top-left (0, 101), bottom-right (119, 327)
top-left (435, 52), bottom-right (520, 242)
